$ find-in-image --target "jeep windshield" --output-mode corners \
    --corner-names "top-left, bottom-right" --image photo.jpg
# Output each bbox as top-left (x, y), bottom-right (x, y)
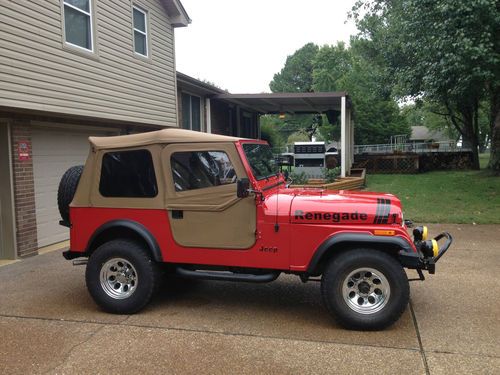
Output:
top-left (242, 143), bottom-right (279, 180)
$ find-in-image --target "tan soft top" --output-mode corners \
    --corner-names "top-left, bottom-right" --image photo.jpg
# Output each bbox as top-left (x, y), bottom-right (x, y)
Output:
top-left (89, 128), bottom-right (243, 150)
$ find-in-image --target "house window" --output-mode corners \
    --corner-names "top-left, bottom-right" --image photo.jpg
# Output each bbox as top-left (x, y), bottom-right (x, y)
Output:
top-left (63, 0), bottom-right (93, 51)
top-left (133, 6), bottom-right (148, 56)
top-left (181, 93), bottom-right (201, 131)
top-left (170, 151), bottom-right (236, 192)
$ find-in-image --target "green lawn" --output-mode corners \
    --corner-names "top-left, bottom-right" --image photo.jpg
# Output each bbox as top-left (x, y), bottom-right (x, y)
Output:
top-left (365, 154), bottom-right (500, 224)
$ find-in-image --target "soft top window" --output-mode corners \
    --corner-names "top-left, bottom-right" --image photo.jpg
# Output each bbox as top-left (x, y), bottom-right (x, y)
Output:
top-left (99, 149), bottom-right (157, 197)
top-left (170, 151), bottom-right (236, 192)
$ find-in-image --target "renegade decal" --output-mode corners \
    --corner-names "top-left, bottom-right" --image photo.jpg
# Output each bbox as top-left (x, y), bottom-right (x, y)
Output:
top-left (294, 210), bottom-right (368, 223)
top-left (374, 198), bottom-right (391, 224)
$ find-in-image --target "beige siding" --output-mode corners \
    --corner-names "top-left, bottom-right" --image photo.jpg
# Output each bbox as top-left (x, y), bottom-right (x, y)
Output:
top-left (0, 0), bottom-right (178, 127)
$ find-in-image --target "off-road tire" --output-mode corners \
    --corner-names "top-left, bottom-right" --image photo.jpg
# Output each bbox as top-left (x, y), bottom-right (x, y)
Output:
top-left (57, 165), bottom-right (84, 223)
top-left (321, 249), bottom-right (409, 330)
top-left (85, 239), bottom-right (161, 314)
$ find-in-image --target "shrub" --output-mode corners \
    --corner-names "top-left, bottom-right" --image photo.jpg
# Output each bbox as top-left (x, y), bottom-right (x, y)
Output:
top-left (323, 167), bottom-right (341, 183)
top-left (290, 171), bottom-right (308, 185)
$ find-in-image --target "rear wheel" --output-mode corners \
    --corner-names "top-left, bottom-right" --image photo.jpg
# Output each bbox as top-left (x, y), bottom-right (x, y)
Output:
top-left (321, 249), bottom-right (409, 330)
top-left (85, 240), bottom-right (160, 314)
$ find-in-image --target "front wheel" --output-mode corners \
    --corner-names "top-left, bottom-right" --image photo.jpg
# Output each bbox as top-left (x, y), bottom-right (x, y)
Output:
top-left (85, 240), bottom-right (160, 314)
top-left (321, 249), bottom-right (409, 330)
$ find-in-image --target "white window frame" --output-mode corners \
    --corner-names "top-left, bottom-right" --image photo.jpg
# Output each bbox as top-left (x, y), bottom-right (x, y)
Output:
top-left (133, 6), bottom-right (148, 57)
top-left (63, 0), bottom-right (94, 52)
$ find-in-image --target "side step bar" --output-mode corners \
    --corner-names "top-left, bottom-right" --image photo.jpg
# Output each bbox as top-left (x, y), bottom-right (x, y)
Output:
top-left (175, 267), bottom-right (280, 283)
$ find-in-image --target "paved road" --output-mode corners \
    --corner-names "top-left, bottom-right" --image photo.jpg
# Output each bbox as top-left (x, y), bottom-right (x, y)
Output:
top-left (0, 224), bottom-right (499, 374)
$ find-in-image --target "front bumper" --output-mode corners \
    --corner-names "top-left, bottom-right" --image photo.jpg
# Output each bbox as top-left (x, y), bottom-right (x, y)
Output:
top-left (399, 232), bottom-right (453, 274)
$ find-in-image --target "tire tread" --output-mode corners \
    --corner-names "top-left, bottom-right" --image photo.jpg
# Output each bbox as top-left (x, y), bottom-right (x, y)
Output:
top-left (85, 239), bottom-right (161, 314)
top-left (57, 165), bottom-right (84, 222)
top-left (321, 249), bottom-right (410, 330)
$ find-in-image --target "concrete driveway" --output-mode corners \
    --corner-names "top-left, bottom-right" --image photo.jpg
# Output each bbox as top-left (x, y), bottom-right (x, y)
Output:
top-left (0, 224), bottom-right (499, 374)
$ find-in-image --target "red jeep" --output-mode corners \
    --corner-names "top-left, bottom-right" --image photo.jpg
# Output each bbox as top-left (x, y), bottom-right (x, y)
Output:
top-left (59, 129), bottom-right (452, 330)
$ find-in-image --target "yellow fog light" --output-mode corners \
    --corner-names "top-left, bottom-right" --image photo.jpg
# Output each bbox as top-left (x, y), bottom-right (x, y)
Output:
top-left (422, 226), bottom-right (428, 240)
top-left (431, 239), bottom-right (439, 257)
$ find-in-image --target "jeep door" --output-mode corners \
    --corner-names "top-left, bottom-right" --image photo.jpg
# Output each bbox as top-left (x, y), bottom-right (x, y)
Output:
top-left (162, 143), bottom-right (256, 249)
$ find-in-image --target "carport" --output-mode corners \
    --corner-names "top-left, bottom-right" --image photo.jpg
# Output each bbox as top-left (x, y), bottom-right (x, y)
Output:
top-left (211, 92), bottom-right (354, 177)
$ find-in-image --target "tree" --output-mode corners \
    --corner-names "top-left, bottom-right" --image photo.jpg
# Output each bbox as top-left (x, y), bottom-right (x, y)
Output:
top-left (270, 43), bottom-right (319, 92)
top-left (313, 42), bottom-right (409, 144)
top-left (317, 115), bottom-right (340, 143)
top-left (260, 115), bottom-right (286, 150)
top-left (268, 44), bottom-right (320, 144)
top-left (268, 41), bottom-right (410, 146)
top-left (351, 0), bottom-right (500, 171)
top-left (287, 131), bottom-right (310, 144)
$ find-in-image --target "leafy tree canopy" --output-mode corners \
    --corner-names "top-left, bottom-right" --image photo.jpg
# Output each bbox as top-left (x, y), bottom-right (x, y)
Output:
top-left (287, 131), bottom-right (310, 144)
top-left (351, 0), bottom-right (500, 170)
top-left (270, 43), bottom-right (319, 93)
top-left (267, 41), bottom-right (409, 145)
top-left (313, 41), bottom-right (409, 144)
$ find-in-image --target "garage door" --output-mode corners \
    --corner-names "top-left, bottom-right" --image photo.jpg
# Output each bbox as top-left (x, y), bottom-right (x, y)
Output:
top-left (31, 127), bottom-right (115, 247)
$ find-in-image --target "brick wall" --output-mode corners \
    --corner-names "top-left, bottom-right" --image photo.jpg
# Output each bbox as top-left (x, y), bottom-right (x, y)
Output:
top-left (10, 120), bottom-right (38, 257)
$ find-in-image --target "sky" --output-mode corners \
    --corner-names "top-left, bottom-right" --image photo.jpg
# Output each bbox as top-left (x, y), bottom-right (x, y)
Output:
top-left (175, 0), bottom-right (358, 93)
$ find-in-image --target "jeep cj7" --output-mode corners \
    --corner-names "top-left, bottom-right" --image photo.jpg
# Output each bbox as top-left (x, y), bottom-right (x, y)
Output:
top-left (58, 129), bottom-right (452, 330)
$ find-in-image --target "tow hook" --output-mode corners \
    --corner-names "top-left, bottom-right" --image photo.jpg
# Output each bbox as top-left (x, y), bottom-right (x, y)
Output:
top-left (72, 259), bottom-right (88, 266)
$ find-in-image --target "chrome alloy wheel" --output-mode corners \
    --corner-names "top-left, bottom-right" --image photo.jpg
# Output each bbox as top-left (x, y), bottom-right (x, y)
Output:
top-left (342, 267), bottom-right (390, 314)
top-left (99, 258), bottom-right (138, 299)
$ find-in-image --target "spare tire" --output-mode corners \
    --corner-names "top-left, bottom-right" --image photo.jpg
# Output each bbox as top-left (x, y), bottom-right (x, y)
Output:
top-left (58, 165), bottom-right (84, 223)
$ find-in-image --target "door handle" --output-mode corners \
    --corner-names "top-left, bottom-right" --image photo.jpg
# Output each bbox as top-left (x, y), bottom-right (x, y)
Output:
top-left (172, 210), bottom-right (183, 219)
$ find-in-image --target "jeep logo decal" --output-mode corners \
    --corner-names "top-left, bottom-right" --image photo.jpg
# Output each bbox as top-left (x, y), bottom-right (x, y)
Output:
top-left (294, 210), bottom-right (368, 223)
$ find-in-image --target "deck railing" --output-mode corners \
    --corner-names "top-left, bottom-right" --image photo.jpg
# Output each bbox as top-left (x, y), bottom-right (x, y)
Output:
top-left (354, 141), bottom-right (470, 155)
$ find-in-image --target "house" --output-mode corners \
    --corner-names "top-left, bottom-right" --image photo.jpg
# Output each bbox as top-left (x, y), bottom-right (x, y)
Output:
top-left (0, 2), bottom-right (355, 261)
top-left (0, 0), bottom-right (190, 260)
top-left (175, 72), bottom-right (353, 160)
top-left (176, 72), bottom-right (260, 138)
top-left (410, 126), bottom-right (452, 144)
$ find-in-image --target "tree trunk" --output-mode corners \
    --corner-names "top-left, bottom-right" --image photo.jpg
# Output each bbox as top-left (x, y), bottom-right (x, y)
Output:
top-left (488, 106), bottom-right (500, 174)
top-left (461, 107), bottom-right (480, 170)
top-left (470, 137), bottom-right (480, 170)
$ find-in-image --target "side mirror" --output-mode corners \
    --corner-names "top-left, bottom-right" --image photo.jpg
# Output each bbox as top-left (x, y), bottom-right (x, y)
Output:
top-left (236, 178), bottom-right (250, 198)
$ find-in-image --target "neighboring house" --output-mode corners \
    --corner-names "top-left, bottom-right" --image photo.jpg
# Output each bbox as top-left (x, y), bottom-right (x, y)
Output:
top-left (0, 0), bottom-right (190, 260)
top-left (410, 126), bottom-right (452, 144)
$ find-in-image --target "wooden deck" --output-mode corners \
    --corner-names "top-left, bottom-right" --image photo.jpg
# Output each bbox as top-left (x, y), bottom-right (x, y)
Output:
top-left (290, 168), bottom-right (366, 190)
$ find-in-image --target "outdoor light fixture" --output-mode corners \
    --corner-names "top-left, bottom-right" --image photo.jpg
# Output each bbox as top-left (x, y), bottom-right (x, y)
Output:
top-left (279, 113), bottom-right (285, 119)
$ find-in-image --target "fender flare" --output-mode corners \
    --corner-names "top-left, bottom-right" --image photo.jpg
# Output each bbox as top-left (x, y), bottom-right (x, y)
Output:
top-left (306, 233), bottom-right (413, 274)
top-left (86, 219), bottom-right (163, 262)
